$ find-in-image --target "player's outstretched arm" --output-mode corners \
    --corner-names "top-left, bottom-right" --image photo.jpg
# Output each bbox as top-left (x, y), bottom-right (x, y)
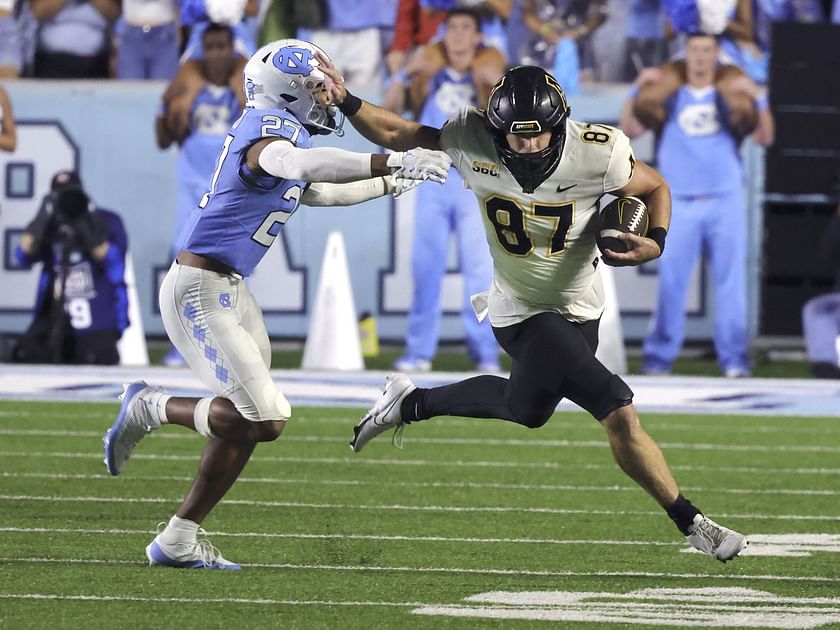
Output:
top-left (603, 161), bottom-right (671, 266)
top-left (317, 52), bottom-right (442, 152)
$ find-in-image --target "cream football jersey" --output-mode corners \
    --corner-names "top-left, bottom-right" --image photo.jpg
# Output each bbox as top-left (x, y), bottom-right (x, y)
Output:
top-left (440, 108), bottom-right (635, 326)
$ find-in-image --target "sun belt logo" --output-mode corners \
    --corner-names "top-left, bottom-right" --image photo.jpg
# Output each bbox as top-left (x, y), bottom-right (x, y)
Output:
top-left (471, 160), bottom-right (499, 177)
top-left (272, 46), bottom-right (316, 76)
top-left (412, 587), bottom-right (840, 628)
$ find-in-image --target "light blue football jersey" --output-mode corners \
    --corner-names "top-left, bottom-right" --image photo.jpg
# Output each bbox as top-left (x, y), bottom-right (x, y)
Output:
top-left (178, 107), bottom-right (312, 276)
top-left (656, 85), bottom-right (743, 196)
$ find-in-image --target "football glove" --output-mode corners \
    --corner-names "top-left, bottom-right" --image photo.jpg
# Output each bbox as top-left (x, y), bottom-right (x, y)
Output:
top-left (386, 148), bottom-right (451, 184)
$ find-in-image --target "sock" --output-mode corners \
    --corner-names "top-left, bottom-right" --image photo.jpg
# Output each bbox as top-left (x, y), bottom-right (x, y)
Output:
top-left (158, 515), bottom-right (200, 545)
top-left (400, 388), bottom-right (428, 423)
top-left (666, 494), bottom-right (702, 535)
top-left (144, 388), bottom-right (171, 424)
top-left (193, 397), bottom-right (215, 438)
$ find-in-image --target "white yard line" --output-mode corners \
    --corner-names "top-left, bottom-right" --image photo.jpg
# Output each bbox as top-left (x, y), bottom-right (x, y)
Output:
top-left (1, 557), bottom-right (839, 584)
top-left (0, 526), bottom-right (680, 546)
top-left (0, 592), bottom-right (427, 608)
top-left (2, 428), bottom-right (839, 453)
top-left (1, 450), bottom-right (839, 475)
top-left (0, 494), bottom-right (835, 521)
top-left (2, 471), bottom-right (837, 496)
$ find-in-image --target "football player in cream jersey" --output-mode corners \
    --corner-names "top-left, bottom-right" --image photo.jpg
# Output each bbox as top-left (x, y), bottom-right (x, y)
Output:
top-left (101, 39), bottom-right (451, 569)
top-left (322, 60), bottom-right (748, 563)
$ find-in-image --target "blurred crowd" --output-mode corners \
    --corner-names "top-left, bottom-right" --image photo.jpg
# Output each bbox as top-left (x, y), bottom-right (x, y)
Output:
top-left (0, 0), bottom-right (836, 88)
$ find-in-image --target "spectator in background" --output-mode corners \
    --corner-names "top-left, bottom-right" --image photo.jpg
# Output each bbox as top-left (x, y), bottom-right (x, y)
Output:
top-left (387, 0), bottom-right (447, 75)
top-left (116, 0), bottom-right (179, 80)
top-left (30, 0), bottom-right (120, 78)
top-left (520, 0), bottom-right (608, 93)
top-left (12, 171), bottom-right (128, 365)
top-left (306, 0), bottom-right (398, 93)
top-left (392, 8), bottom-right (503, 373)
top-left (0, 84), bottom-right (15, 152)
top-left (155, 23), bottom-right (244, 366)
top-left (802, 193), bottom-right (840, 379)
top-left (624, 0), bottom-right (667, 81)
top-left (627, 33), bottom-right (773, 378)
top-left (180, 0), bottom-right (258, 62)
top-left (0, 0), bottom-right (22, 77)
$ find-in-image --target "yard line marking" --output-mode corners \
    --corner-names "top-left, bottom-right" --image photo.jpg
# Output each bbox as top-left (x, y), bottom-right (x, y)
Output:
top-left (0, 494), bottom-right (835, 522)
top-left (3, 471), bottom-right (839, 497)
top-left (2, 450), bottom-right (840, 475)
top-left (0, 526), bottom-right (680, 546)
top-left (2, 428), bottom-right (838, 453)
top-left (3, 558), bottom-right (840, 584)
top-left (0, 593), bottom-right (427, 608)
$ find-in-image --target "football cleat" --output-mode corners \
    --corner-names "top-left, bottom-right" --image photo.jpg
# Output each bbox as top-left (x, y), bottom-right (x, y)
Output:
top-left (686, 514), bottom-right (748, 562)
top-left (350, 374), bottom-right (416, 453)
top-left (103, 381), bottom-right (163, 476)
top-left (146, 527), bottom-right (240, 570)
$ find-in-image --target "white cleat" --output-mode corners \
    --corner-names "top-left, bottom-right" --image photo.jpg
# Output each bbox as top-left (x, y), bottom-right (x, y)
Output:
top-left (102, 381), bottom-right (163, 476)
top-left (146, 525), bottom-right (240, 570)
top-left (686, 514), bottom-right (748, 562)
top-left (350, 374), bottom-right (416, 453)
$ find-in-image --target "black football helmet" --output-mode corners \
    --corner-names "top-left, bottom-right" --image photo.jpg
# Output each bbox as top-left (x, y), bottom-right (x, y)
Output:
top-left (485, 66), bottom-right (571, 193)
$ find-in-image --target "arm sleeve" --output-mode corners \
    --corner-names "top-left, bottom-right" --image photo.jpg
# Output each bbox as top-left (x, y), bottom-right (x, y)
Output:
top-left (257, 140), bottom-right (374, 183)
top-left (301, 178), bottom-right (389, 207)
top-left (603, 128), bottom-right (636, 192)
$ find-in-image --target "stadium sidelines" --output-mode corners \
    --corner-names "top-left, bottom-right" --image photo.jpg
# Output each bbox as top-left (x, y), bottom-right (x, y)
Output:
top-left (0, 364), bottom-right (838, 416)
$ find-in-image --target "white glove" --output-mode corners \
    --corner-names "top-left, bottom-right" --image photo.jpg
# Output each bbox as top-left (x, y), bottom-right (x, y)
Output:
top-left (384, 173), bottom-right (423, 198)
top-left (386, 148), bottom-right (451, 184)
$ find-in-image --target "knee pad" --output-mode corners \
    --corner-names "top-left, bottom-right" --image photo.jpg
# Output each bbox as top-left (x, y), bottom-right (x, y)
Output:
top-left (236, 385), bottom-right (292, 422)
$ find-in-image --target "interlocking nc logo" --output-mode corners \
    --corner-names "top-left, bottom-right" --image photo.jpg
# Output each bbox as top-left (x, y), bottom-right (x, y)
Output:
top-left (272, 46), bottom-right (316, 76)
top-left (219, 293), bottom-right (232, 309)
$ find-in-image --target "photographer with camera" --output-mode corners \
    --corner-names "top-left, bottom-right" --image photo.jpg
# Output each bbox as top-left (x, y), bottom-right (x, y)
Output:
top-left (12, 170), bottom-right (129, 365)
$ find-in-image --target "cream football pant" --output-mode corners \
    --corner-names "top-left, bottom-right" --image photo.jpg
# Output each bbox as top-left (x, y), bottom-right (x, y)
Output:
top-left (159, 262), bottom-right (291, 422)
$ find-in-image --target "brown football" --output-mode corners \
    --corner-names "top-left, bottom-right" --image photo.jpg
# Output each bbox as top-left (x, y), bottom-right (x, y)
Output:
top-left (596, 196), bottom-right (649, 254)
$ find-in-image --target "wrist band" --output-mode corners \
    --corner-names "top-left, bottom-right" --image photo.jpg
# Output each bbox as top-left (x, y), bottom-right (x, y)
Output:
top-left (754, 93), bottom-right (769, 112)
top-left (648, 226), bottom-right (667, 254)
top-left (338, 91), bottom-right (362, 116)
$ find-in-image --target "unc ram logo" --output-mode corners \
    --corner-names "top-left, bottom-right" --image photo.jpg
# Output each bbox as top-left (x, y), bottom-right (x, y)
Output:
top-left (272, 46), bottom-right (316, 76)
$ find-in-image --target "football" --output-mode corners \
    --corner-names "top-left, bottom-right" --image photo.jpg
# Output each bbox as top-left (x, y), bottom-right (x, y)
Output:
top-left (596, 196), bottom-right (649, 254)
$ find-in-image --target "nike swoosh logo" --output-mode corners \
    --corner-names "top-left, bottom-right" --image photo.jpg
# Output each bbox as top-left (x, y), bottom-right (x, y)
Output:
top-left (556, 183), bottom-right (577, 194)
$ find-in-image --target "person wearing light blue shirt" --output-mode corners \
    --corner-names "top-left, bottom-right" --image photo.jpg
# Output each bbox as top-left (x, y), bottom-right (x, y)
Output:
top-left (628, 33), bottom-right (774, 377)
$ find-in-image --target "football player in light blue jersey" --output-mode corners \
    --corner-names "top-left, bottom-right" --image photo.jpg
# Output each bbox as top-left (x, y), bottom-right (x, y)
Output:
top-left (103, 38), bottom-right (451, 569)
top-left (393, 9), bottom-right (504, 373)
top-left (626, 32), bottom-right (773, 378)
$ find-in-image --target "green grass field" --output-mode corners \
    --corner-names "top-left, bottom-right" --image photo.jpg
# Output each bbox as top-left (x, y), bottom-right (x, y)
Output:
top-left (1, 400), bottom-right (839, 629)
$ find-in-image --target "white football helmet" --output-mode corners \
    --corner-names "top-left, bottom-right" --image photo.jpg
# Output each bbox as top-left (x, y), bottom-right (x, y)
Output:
top-left (243, 39), bottom-right (344, 136)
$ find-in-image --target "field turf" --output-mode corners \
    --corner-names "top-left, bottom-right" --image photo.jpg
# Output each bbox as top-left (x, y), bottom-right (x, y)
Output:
top-left (1, 400), bottom-right (839, 629)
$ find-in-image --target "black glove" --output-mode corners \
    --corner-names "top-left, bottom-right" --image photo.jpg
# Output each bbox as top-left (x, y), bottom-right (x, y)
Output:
top-left (73, 211), bottom-right (109, 253)
top-left (25, 196), bottom-right (56, 250)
